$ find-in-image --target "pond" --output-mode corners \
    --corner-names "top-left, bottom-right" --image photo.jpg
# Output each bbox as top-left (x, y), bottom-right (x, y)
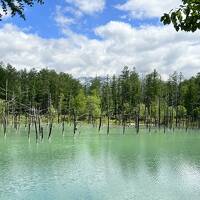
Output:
top-left (0, 126), bottom-right (200, 200)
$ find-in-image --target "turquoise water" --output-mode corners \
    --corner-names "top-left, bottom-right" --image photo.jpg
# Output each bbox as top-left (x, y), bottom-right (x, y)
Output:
top-left (0, 125), bottom-right (200, 200)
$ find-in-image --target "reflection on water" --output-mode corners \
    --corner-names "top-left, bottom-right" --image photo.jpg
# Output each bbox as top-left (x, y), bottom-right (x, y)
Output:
top-left (0, 126), bottom-right (200, 200)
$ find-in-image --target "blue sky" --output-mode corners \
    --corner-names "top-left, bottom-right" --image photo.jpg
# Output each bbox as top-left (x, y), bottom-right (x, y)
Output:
top-left (0, 0), bottom-right (162, 38)
top-left (0, 0), bottom-right (199, 79)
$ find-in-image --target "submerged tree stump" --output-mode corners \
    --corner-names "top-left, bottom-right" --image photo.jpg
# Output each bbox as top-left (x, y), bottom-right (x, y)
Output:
top-left (107, 114), bottom-right (110, 135)
top-left (98, 116), bottom-right (102, 132)
top-left (62, 118), bottom-right (65, 136)
top-left (48, 123), bottom-right (53, 140)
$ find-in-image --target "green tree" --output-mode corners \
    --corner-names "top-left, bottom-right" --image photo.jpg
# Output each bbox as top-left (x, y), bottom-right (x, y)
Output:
top-left (144, 70), bottom-right (161, 111)
top-left (120, 66), bottom-right (131, 112)
top-left (129, 69), bottom-right (141, 108)
top-left (161, 0), bottom-right (200, 32)
top-left (177, 105), bottom-right (187, 118)
top-left (193, 107), bottom-right (200, 119)
top-left (111, 75), bottom-right (118, 117)
top-left (0, 0), bottom-right (44, 20)
top-left (87, 90), bottom-right (101, 118)
top-left (89, 77), bottom-right (101, 96)
top-left (73, 89), bottom-right (87, 115)
top-left (48, 104), bottom-right (57, 121)
top-left (0, 99), bottom-right (5, 116)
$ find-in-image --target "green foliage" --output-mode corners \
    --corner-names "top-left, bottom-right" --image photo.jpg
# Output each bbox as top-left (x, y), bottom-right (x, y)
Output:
top-left (88, 77), bottom-right (101, 95)
top-left (58, 93), bottom-right (65, 113)
top-left (161, 0), bottom-right (200, 32)
top-left (48, 104), bottom-right (57, 120)
top-left (73, 89), bottom-right (87, 115)
top-left (0, 63), bottom-right (199, 123)
top-left (0, 0), bottom-right (44, 20)
top-left (1, 64), bottom-right (82, 114)
top-left (177, 105), bottom-right (187, 117)
top-left (168, 106), bottom-right (176, 117)
top-left (139, 103), bottom-right (146, 118)
top-left (87, 90), bottom-right (101, 117)
top-left (193, 107), bottom-right (200, 118)
top-left (144, 70), bottom-right (161, 107)
top-left (0, 99), bottom-right (5, 115)
top-left (151, 101), bottom-right (159, 118)
top-left (123, 103), bottom-right (131, 114)
top-left (183, 76), bottom-right (199, 115)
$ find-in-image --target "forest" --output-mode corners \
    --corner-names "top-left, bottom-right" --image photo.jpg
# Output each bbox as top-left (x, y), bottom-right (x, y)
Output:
top-left (0, 62), bottom-right (200, 138)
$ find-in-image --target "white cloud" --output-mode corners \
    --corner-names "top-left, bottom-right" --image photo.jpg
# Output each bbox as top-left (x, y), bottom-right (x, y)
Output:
top-left (0, 22), bottom-right (199, 79)
top-left (0, 7), bottom-right (11, 20)
top-left (65, 0), bottom-right (105, 15)
top-left (55, 6), bottom-right (75, 28)
top-left (116, 0), bottom-right (181, 19)
top-left (54, 0), bottom-right (105, 35)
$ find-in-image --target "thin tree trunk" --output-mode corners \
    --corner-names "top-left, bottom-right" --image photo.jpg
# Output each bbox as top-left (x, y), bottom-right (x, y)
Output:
top-left (40, 126), bottom-right (44, 141)
top-left (34, 119), bottom-right (38, 142)
top-left (48, 122), bottom-right (53, 139)
top-left (137, 107), bottom-right (140, 134)
top-left (123, 115), bottom-right (126, 135)
top-left (28, 122), bottom-right (31, 139)
top-left (62, 117), bottom-right (65, 136)
top-left (107, 114), bottom-right (110, 135)
top-left (158, 97), bottom-right (161, 130)
top-left (73, 111), bottom-right (77, 135)
top-left (3, 116), bottom-right (6, 136)
top-left (98, 115), bottom-right (102, 132)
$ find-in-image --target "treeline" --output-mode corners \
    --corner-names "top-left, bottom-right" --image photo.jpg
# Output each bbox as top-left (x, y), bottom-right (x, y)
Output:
top-left (0, 63), bottom-right (200, 134)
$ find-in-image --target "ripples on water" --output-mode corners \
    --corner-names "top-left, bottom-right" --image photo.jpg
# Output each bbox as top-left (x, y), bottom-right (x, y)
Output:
top-left (0, 126), bottom-right (200, 200)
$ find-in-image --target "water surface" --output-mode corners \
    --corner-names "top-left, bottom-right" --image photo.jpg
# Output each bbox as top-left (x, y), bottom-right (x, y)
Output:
top-left (0, 126), bottom-right (200, 200)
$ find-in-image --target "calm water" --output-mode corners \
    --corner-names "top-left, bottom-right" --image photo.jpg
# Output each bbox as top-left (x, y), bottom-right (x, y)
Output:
top-left (0, 125), bottom-right (200, 200)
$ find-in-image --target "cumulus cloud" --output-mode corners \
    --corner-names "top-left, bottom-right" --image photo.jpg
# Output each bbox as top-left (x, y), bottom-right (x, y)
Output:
top-left (65, 0), bottom-right (105, 15)
top-left (54, 0), bottom-right (105, 35)
top-left (54, 6), bottom-right (75, 28)
top-left (0, 22), bottom-right (199, 79)
top-left (115, 0), bottom-right (181, 19)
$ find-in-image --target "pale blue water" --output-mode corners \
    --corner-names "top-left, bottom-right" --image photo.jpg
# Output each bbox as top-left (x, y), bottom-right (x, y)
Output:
top-left (0, 125), bottom-right (200, 200)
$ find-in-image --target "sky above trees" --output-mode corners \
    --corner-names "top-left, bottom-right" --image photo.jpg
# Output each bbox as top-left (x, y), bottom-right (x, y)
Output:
top-left (0, 0), bottom-right (199, 79)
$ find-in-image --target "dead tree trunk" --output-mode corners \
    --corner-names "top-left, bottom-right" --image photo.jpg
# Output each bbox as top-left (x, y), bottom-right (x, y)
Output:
top-left (62, 117), bottom-right (65, 136)
top-left (48, 123), bottom-right (53, 139)
top-left (33, 108), bottom-right (39, 142)
top-left (34, 119), bottom-right (38, 142)
top-left (28, 122), bottom-right (31, 139)
top-left (107, 114), bottom-right (110, 135)
top-left (158, 97), bottom-right (161, 130)
top-left (38, 116), bottom-right (41, 135)
top-left (73, 110), bottom-right (77, 135)
top-left (14, 114), bottom-right (17, 130)
top-left (40, 127), bottom-right (44, 141)
top-left (98, 115), bottom-right (102, 132)
top-left (185, 117), bottom-right (188, 130)
top-left (3, 116), bottom-right (6, 136)
top-left (136, 107), bottom-right (140, 134)
top-left (163, 107), bottom-right (166, 133)
top-left (123, 115), bottom-right (126, 135)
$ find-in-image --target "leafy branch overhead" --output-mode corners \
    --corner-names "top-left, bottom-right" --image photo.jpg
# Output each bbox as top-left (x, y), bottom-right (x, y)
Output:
top-left (161, 0), bottom-right (200, 32)
top-left (0, 0), bottom-right (44, 20)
